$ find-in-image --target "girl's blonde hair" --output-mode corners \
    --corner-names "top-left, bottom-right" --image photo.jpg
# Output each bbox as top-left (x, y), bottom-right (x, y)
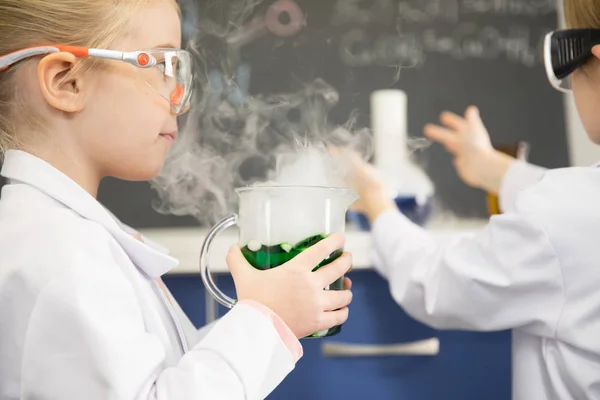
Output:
top-left (564, 0), bottom-right (600, 29)
top-left (0, 0), bottom-right (179, 154)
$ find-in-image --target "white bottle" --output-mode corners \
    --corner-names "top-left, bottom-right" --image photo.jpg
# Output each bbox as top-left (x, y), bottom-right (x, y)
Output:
top-left (370, 89), bottom-right (434, 204)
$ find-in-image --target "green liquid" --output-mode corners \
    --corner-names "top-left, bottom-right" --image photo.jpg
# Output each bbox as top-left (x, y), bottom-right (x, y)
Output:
top-left (241, 234), bottom-right (344, 338)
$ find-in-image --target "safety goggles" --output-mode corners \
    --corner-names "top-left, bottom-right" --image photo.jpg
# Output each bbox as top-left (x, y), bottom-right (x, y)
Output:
top-left (544, 29), bottom-right (600, 93)
top-left (0, 45), bottom-right (193, 115)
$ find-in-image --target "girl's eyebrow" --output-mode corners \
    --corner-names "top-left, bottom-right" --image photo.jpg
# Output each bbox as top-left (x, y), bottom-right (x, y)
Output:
top-left (153, 43), bottom-right (179, 49)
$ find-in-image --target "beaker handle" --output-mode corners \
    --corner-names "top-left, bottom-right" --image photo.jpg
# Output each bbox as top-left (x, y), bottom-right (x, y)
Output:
top-left (199, 214), bottom-right (238, 309)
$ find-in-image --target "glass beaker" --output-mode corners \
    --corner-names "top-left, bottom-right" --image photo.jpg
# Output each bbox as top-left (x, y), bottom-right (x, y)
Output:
top-left (200, 185), bottom-right (358, 338)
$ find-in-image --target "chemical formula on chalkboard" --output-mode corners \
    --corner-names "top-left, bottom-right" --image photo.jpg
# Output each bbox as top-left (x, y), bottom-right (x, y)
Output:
top-left (333, 0), bottom-right (556, 24)
top-left (333, 0), bottom-right (557, 70)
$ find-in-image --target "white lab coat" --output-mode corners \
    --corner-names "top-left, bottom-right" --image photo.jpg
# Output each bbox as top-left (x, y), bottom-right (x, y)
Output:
top-left (371, 160), bottom-right (600, 399)
top-left (0, 150), bottom-right (295, 400)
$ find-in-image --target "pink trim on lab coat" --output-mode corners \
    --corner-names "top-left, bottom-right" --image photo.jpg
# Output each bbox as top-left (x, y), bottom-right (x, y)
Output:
top-left (239, 300), bottom-right (303, 362)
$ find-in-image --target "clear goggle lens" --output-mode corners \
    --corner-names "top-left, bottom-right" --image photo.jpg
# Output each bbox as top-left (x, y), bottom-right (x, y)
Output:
top-left (142, 49), bottom-right (193, 115)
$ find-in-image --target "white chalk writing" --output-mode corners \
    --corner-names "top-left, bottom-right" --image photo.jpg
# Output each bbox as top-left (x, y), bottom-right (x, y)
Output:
top-left (332, 0), bottom-right (557, 68)
top-left (339, 24), bottom-right (548, 68)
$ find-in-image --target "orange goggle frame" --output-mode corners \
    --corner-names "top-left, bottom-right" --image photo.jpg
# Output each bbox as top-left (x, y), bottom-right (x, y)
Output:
top-left (0, 45), bottom-right (193, 114)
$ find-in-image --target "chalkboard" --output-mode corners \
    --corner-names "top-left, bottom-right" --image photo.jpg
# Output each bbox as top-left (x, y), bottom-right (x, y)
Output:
top-left (96, 0), bottom-right (568, 228)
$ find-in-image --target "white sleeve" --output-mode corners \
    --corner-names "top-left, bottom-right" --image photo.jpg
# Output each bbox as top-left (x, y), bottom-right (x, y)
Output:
top-left (168, 289), bottom-right (219, 346)
top-left (21, 261), bottom-right (294, 400)
top-left (370, 209), bottom-right (564, 335)
top-left (499, 161), bottom-right (547, 214)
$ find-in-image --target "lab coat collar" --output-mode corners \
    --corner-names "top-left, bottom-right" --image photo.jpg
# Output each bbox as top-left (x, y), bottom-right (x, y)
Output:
top-left (0, 150), bottom-right (178, 278)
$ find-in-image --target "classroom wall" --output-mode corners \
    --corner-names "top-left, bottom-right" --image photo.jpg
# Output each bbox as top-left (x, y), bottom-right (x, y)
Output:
top-left (558, 0), bottom-right (600, 166)
top-left (565, 95), bottom-right (600, 166)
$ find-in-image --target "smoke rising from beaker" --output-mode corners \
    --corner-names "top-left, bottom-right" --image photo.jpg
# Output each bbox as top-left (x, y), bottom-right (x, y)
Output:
top-left (150, 0), bottom-right (430, 225)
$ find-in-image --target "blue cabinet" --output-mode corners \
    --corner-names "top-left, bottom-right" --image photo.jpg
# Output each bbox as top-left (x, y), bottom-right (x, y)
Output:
top-left (164, 270), bottom-right (511, 400)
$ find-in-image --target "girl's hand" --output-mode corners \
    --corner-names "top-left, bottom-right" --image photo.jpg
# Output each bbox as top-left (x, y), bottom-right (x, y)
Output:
top-left (424, 106), bottom-right (514, 194)
top-left (227, 233), bottom-right (353, 339)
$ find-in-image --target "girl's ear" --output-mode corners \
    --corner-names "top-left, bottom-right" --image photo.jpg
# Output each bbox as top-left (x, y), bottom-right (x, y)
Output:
top-left (592, 44), bottom-right (600, 61)
top-left (37, 52), bottom-right (87, 113)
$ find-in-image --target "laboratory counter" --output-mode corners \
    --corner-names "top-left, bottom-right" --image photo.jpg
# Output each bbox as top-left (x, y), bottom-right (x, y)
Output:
top-left (140, 218), bottom-right (488, 275)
